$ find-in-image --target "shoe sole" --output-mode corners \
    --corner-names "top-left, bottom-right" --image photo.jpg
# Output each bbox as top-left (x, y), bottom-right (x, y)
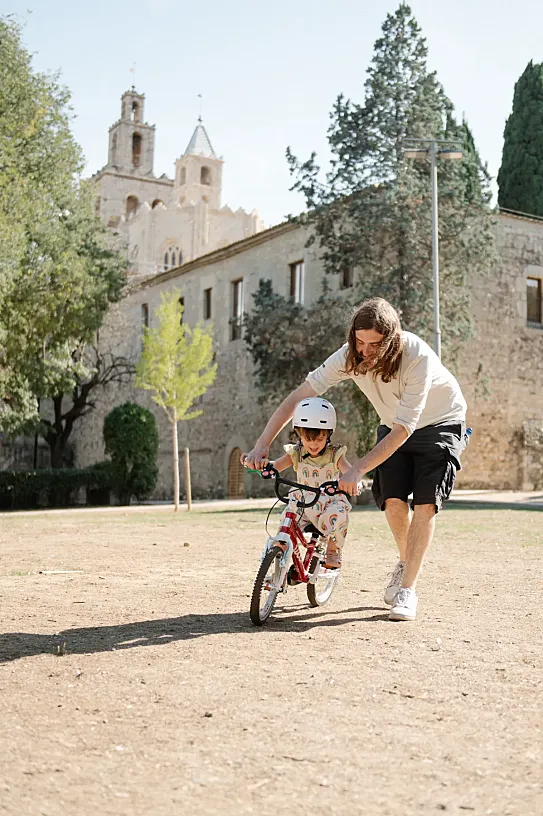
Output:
top-left (388, 609), bottom-right (416, 621)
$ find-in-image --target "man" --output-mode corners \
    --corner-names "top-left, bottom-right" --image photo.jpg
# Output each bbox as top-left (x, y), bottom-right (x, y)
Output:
top-left (242, 297), bottom-right (467, 621)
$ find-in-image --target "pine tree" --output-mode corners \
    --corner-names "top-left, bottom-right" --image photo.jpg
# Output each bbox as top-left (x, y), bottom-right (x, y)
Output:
top-left (287, 2), bottom-right (495, 359)
top-left (498, 61), bottom-right (543, 217)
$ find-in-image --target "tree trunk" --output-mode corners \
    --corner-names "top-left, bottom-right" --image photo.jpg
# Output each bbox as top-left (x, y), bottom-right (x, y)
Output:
top-left (172, 411), bottom-right (179, 512)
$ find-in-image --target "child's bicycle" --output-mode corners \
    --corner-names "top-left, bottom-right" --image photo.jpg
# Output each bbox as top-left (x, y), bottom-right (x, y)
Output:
top-left (248, 464), bottom-right (350, 626)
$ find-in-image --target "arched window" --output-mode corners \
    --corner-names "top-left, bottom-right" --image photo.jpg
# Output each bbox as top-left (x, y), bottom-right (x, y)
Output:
top-left (132, 132), bottom-right (142, 167)
top-left (131, 101), bottom-right (140, 122)
top-left (200, 166), bottom-right (211, 185)
top-left (126, 195), bottom-right (139, 218)
top-left (152, 199), bottom-right (164, 209)
top-left (178, 250), bottom-right (183, 265)
top-left (164, 252), bottom-right (169, 269)
top-left (171, 252), bottom-right (176, 267)
top-left (228, 448), bottom-right (245, 498)
top-left (179, 167), bottom-right (186, 185)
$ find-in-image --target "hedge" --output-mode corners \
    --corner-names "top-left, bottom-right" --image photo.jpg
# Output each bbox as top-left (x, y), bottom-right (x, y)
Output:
top-left (0, 462), bottom-right (114, 511)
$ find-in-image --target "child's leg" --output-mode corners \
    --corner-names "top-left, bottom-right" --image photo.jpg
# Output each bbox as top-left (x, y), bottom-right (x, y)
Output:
top-left (317, 500), bottom-right (350, 568)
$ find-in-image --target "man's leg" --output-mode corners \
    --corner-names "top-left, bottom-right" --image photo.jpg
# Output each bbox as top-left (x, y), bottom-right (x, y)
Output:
top-left (401, 503), bottom-right (436, 588)
top-left (383, 498), bottom-right (410, 604)
top-left (384, 498), bottom-right (411, 561)
top-left (388, 502), bottom-right (436, 621)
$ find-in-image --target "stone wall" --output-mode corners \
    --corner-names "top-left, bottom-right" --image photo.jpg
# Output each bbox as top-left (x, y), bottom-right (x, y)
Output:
top-left (456, 213), bottom-right (543, 489)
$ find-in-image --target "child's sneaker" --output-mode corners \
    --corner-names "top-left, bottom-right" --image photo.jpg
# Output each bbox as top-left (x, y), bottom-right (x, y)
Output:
top-left (388, 587), bottom-right (418, 621)
top-left (384, 560), bottom-right (404, 605)
top-left (324, 541), bottom-right (342, 570)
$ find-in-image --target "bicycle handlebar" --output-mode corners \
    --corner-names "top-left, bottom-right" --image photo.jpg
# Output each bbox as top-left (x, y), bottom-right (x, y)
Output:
top-left (258, 464), bottom-right (351, 508)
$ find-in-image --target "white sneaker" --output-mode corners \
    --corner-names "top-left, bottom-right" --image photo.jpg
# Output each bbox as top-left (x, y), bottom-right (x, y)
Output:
top-left (389, 587), bottom-right (418, 621)
top-left (384, 560), bottom-right (404, 606)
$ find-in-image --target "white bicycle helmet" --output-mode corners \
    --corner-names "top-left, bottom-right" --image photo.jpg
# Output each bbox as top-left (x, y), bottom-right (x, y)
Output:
top-left (292, 397), bottom-right (337, 431)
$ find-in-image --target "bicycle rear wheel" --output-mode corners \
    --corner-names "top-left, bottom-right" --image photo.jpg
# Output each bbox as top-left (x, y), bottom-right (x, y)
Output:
top-left (307, 556), bottom-right (339, 607)
top-left (250, 546), bottom-right (285, 626)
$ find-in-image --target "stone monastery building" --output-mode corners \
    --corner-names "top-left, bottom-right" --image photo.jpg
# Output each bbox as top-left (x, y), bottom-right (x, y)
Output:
top-left (92, 88), bottom-right (264, 278)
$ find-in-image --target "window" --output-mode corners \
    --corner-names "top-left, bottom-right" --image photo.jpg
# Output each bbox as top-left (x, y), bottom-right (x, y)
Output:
top-left (131, 101), bottom-right (140, 122)
top-left (152, 199), bottom-right (164, 209)
top-left (132, 132), bottom-right (142, 167)
top-left (341, 265), bottom-right (354, 289)
top-left (179, 297), bottom-right (185, 324)
top-left (527, 277), bottom-right (542, 325)
top-left (94, 196), bottom-right (101, 217)
top-left (231, 279), bottom-right (243, 340)
top-left (204, 288), bottom-right (212, 320)
top-left (171, 252), bottom-right (176, 267)
top-left (164, 251), bottom-right (169, 269)
top-left (180, 167), bottom-right (186, 185)
top-left (201, 166), bottom-right (211, 185)
top-left (126, 195), bottom-right (139, 219)
top-left (111, 132), bottom-right (117, 164)
top-left (289, 261), bottom-right (305, 304)
top-left (141, 303), bottom-right (149, 328)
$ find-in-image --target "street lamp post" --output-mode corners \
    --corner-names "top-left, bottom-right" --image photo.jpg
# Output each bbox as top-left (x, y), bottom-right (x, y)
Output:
top-left (403, 138), bottom-right (463, 359)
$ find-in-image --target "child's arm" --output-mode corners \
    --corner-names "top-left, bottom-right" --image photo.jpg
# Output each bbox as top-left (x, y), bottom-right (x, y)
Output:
top-left (337, 455), bottom-right (354, 475)
top-left (267, 452), bottom-right (293, 473)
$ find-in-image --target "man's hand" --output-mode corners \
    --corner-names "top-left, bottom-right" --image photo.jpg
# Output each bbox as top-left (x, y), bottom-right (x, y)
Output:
top-left (339, 465), bottom-right (364, 497)
top-left (241, 444), bottom-right (270, 471)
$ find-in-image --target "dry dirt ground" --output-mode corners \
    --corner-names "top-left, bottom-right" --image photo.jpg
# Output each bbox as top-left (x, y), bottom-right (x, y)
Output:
top-left (0, 500), bottom-right (541, 816)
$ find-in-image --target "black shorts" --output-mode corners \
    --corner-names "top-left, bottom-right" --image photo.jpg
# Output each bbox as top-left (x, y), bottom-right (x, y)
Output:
top-left (371, 422), bottom-right (466, 513)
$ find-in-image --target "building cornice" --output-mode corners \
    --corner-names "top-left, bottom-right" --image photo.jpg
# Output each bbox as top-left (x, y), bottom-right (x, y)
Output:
top-left (92, 169), bottom-right (173, 186)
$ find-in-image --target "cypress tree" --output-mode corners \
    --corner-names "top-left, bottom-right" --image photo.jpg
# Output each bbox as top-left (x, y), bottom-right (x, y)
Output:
top-left (498, 61), bottom-right (543, 217)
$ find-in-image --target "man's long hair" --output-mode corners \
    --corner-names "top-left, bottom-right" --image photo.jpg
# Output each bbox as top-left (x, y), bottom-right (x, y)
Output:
top-left (344, 298), bottom-right (403, 383)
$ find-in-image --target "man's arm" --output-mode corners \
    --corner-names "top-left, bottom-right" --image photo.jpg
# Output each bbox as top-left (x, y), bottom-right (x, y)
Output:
top-left (339, 424), bottom-right (409, 496)
top-left (241, 381), bottom-right (317, 470)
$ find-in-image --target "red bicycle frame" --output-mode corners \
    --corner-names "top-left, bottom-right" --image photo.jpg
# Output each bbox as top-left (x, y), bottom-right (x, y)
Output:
top-left (276, 509), bottom-right (319, 583)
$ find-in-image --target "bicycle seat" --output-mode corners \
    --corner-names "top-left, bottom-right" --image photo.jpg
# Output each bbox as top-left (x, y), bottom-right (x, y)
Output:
top-left (303, 523), bottom-right (322, 537)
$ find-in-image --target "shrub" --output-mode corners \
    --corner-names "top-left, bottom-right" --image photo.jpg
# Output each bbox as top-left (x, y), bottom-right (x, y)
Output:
top-left (103, 402), bottom-right (158, 505)
top-left (0, 463), bottom-right (114, 510)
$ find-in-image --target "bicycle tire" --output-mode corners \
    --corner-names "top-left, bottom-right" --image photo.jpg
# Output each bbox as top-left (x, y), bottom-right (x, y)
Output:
top-left (250, 545), bottom-right (285, 626)
top-left (307, 556), bottom-right (339, 607)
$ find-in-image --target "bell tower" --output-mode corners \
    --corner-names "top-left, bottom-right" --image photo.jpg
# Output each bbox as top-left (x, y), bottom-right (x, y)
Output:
top-left (107, 89), bottom-right (156, 176)
top-left (174, 119), bottom-right (223, 209)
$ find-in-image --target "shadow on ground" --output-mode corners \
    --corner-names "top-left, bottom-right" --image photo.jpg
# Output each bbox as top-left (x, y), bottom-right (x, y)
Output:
top-left (0, 606), bottom-right (388, 664)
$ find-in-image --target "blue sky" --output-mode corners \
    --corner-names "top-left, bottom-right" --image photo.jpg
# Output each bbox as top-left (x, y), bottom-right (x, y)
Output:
top-left (8, 0), bottom-right (543, 226)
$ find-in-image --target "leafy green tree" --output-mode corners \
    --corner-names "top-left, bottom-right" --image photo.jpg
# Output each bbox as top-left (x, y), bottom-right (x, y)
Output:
top-left (103, 403), bottom-right (158, 505)
top-left (0, 16), bottom-right (127, 441)
top-left (286, 2), bottom-right (495, 360)
top-left (135, 292), bottom-right (217, 511)
top-left (498, 61), bottom-right (543, 217)
top-left (244, 280), bottom-right (379, 456)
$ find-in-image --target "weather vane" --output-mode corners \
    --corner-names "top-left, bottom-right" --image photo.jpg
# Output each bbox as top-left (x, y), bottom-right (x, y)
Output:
top-left (130, 62), bottom-right (136, 90)
top-left (197, 93), bottom-right (203, 122)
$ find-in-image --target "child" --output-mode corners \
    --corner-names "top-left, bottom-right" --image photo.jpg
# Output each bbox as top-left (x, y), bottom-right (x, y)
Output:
top-left (267, 397), bottom-right (352, 569)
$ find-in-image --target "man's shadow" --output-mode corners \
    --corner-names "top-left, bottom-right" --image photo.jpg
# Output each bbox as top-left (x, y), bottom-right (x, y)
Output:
top-left (0, 605), bottom-right (388, 664)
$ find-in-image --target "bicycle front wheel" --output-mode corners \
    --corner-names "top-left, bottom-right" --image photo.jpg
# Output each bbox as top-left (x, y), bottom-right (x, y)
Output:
top-left (307, 556), bottom-right (339, 607)
top-left (250, 546), bottom-right (285, 626)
